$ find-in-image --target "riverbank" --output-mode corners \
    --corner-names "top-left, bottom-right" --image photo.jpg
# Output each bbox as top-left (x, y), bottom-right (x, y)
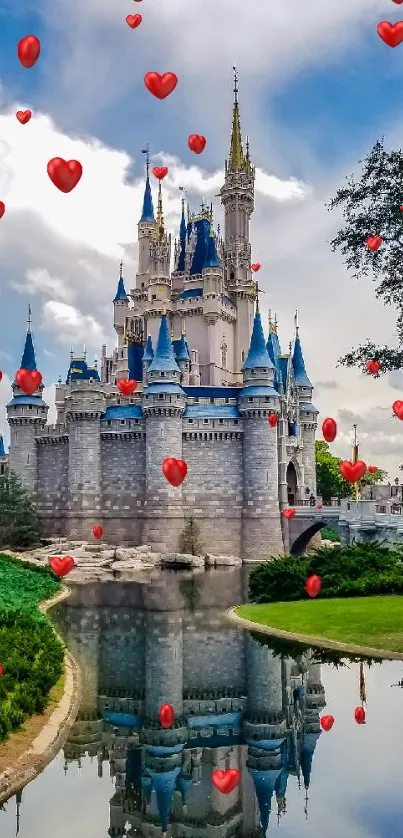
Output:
top-left (228, 596), bottom-right (403, 660)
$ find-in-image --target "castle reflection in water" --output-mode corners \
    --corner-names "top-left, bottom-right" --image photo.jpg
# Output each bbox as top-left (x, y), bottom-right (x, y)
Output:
top-left (55, 569), bottom-right (327, 837)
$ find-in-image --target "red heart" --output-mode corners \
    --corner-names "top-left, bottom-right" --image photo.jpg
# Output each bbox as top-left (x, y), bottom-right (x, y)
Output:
top-left (306, 574), bottom-right (322, 598)
top-left (49, 555), bottom-right (75, 577)
top-left (117, 379), bottom-right (137, 396)
top-left (251, 263), bottom-right (261, 272)
top-left (188, 134), bottom-right (206, 154)
top-left (0, 371), bottom-right (2, 381)
top-left (159, 703), bottom-right (175, 728)
top-left (144, 72), bottom-right (178, 99)
top-left (377, 21), bottom-right (403, 47)
top-left (366, 235), bottom-right (382, 252)
top-left (211, 769), bottom-right (240, 794)
top-left (0, 663), bottom-right (3, 678)
top-left (162, 457), bottom-right (187, 486)
top-left (0, 202), bottom-right (5, 220)
top-left (322, 417), bottom-right (337, 443)
top-left (283, 508), bottom-right (296, 520)
top-left (18, 35), bottom-right (41, 69)
top-left (153, 166), bottom-right (168, 180)
top-left (366, 359), bottom-right (380, 374)
top-left (393, 400), bottom-right (403, 420)
top-left (93, 525), bottom-right (103, 540)
top-left (392, 0), bottom-right (403, 4)
top-left (320, 715), bottom-right (334, 732)
top-left (316, 503), bottom-right (323, 510)
top-left (368, 466), bottom-right (377, 474)
top-left (15, 367), bottom-right (42, 395)
top-left (47, 158), bottom-right (82, 193)
top-left (339, 460), bottom-right (367, 483)
top-left (355, 706), bottom-right (366, 724)
top-left (126, 14), bottom-right (142, 28)
top-left (268, 413), bottom-right (277, 427)
top-left (400, 205), bottom-right (403, 210)
top-left (16, 109), bottom-right (32, 124)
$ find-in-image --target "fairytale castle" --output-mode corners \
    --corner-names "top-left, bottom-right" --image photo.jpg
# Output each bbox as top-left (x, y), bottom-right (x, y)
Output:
top-left (6, 73), bottom-right (318, 560)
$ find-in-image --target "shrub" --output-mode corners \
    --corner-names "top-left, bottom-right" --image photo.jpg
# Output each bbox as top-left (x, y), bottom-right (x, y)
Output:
top-left (321, 525), bottom-right (341, 542)
top-left (0, 471), bottom-right (42, 549)
top-left (179, 517), bottom-right (204, 556)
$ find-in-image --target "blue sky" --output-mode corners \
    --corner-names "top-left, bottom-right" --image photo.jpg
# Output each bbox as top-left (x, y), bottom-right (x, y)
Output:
top-left (0, 0), bottom-right (403, 472)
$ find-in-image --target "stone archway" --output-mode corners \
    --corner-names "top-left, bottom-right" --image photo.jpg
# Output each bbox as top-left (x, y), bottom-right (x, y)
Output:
top-left (290, 522), bottom-right (326, 556)
top-left (286, 462), bottom-right (298, 506)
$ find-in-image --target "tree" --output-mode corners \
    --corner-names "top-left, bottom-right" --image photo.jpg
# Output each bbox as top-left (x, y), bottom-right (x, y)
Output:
top-left (179, 517), bottom-right (204, 556)
top-left (328, 138), bottom-right (403, 371)
top-left (0, 471), bottom-right (42, 549)
top-left (315, 441), bottom-right (387, 502)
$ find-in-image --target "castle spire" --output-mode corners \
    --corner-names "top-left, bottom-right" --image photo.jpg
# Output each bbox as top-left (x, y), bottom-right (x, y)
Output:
top-left (147, 314), bottom-right (181, 375)
top-left (155, 182), bottom-right (164, 241)
top-left (140, 145), bottom-right (155, 222)
top-left (20, 307), bottom-right (37, 371)
top-left (113, 261), bottom-right (128, 302)
top-left (292, 318), bottom-right (313, 388)
top-left (242, 305), bottom-right (274, 372)
top-left (228, 66), bottom-right (246, 173)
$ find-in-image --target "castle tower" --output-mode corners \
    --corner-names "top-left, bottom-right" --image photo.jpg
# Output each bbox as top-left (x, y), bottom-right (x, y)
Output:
top-left (142, 334), bottom-right (154, 381)
top-left (292, 314), bottom-right (318, 495)
top-left (113, 262), bottom-right (130, 380)
top-left (220, 68), bottom-right (256, 374)
top-left (239, 295), bottom-right (284, 560)
top-left (171, 198), bottom-right (187, 295)
top-left (142, 313), bottom-right (186, 550)
top-left (136, 150), bottom-right (155, 290)
top-left (202, 228), bottom-right (225, 385)
top-left (149, 182), bottom-right (171, 306)
top-left (175, 329), bottom-right (190, 386)
top-left (7, 308), bottom-right (49, 494)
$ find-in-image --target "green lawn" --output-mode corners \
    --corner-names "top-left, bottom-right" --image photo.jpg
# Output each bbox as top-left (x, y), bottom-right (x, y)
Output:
top-left (236, 596), bottom-right (403, 653)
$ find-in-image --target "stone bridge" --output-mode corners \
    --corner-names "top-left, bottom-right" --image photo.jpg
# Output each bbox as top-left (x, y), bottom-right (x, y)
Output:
top-left (288, 499), bottom-right (403, 555)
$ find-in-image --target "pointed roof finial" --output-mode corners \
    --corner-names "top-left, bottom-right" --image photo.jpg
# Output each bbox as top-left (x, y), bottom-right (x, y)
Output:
top-left (141, 143), bottom-right (150, 177)
top-left (228, 66), bottom-right (246, 173)
top-left (294, 309), bottom-right (299, 338)
top-left (119, 259), bottom-right (123, 278)
top-left (233, 65), bottom-right (238, 104)
top-left (83, 344), bottom-right (87, 360)
top-left (156, 182), bottom-right (164, 241)
top-left (27, 304), bottom-right (32, 334)
top-left (268, 309), bottom-right (272, 328)
top-left (70, 346), bottom-right (74, 360)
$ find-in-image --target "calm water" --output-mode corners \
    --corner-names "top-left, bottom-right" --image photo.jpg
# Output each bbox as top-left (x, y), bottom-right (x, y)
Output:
top-left (2, 568), bottom-right (403, 838)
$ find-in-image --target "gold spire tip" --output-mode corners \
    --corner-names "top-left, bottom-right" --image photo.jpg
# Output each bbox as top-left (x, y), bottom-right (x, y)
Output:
top-left (27, 304), bottom-right (32, 333)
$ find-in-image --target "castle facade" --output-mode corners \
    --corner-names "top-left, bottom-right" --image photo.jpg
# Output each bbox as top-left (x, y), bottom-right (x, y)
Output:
top-left (6, 74), bottom-right (318, 560)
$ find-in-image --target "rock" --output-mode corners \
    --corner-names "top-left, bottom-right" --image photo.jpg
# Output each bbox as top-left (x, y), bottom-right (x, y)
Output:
top-left (162, 553), bottom-right (205, 568)
top-left (214, 555), bottom-right (242, 566)
top-left (111, 560), bottom-right (154, 572)
top-left (135, 545), bottom-right (153, 553)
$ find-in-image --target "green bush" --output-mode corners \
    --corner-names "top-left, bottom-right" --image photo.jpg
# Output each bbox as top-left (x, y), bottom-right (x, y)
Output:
top-left (0, 471), bottom-right (42, 549)
top-left (249, 542), bottom-right (403, 603)
top-left (321, 525), bottom-right (341, 542)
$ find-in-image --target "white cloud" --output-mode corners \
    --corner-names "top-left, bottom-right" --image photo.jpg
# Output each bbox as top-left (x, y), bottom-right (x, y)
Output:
top-left (42, 301), bottom-right (106, 350)
top-left (12, 267), bottom-right (74, 302)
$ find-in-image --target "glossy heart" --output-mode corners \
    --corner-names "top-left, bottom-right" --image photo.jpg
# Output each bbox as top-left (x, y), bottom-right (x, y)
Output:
top-left (339, 460), bottom-right (367, 483)
top-left (320, 714), bottom-right (334, 732)
top-left (153, 166), bottom-right (168, 180)
top-left (47, 158), bottom-right (82, 193)
top-left (162, 457), bottom-right (187, 486)
top-left (0, 371), bottom-right (2, 382)
top-left (283, 508), bottom-right (296, 520)
top-left (251, 263), bottom-right (261, 272)
top-left (188, 134), bottom-right (206, 154)
top-left (159, 703), bottom-right (174, 728)
top-left (0, 663), bottom-right (3, 678)
top-left (126, 14), bottom-right (142, 28)
top-left (368, 466), bottom-right (377, 474)
top-left (366, 235), bottom-right (382, 252)
top-left (322, 417), bottom-right (337, 443)
top-left (16, 109), bottom-right (32, 124)
top-left (0, 202), bottom-right (5, 220)
top-left (366, 359), bottom-right (380, 374)
top-left (316, 503), bottom-right (323, 510)
top-left (117, 379), bottom-right (137, 396)
top-left (93, 525), bottom-right (103, 540)
top-left (144, 72), bottom-right (178, 99)
top-left (355, 706), bottom-right (366, 724)
top-left (268, 413), bottom-right (277, 427)
top-left (18, 35), bottom-right (40, 68)
top-left (377, 21), bottom-right (403, 47)
top-left (393, 400), bottom-right (403, 420)
top-left (306, 574), bottom-right (322, 598)
top-left (15, 367), bottom-right (42, 395)
top-left (49, 555), bottom-right (75, 577)
top-left (211, 769), bottom-right (240, 794)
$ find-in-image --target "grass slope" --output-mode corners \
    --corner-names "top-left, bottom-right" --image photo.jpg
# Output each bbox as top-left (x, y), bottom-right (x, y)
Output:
top-left (237, 596), bottom-right (403, 653)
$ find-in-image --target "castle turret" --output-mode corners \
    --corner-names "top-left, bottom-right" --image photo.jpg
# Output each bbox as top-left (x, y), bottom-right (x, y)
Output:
top-left (7, 309), bottom-right (49, 494)
top-left (136, 151), bottom-right (155, 289)
top-left (142, 334), bottom-right (154, 382)
top-left (142, 313), bottom-right (185, 550)
top-left (292, 314), bottom-right (318, 496)
top-left (238, 296), bottom-right (284, 559)
top-left (149, 183), bottom-right (171, 307)
top-left (113, 261), bottom-right (129, 361)
top-left (175, 330), bottom-right (190, 386)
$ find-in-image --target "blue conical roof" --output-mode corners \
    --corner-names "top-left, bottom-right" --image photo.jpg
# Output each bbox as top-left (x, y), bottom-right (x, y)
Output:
top-left (249, 769), bottom-right (280, 833)
top-left (20, 330), bottom-right (37, 371)
top-left (151, 768), bottom-right (181, 832)
top-left (113, 275), bottom-right (128, 302)
top-left (141, 173), bottom-right (155, 222)
top-left (267, 331), bottom-right (282, 390)
top-left (204, 234), bottom-right (221, 269)
top-left (176, 333), bottom-right (190, 362)
top-left (190, 219), bottom-right (210, 274)
top-left (300, 732), bottom-right (320, 790)
top-left (242, 309), bottom-right (274, 371)
top-left (143, 335), bottom-right (154, 362)
top-left (0, 436), bottom-right (5, 458)
top-left (147, 315), bottom-right (181, 374)
top-left (293, 336), bottom-right (312, 388)
top-left (177, 204), bottom-right (186, 272)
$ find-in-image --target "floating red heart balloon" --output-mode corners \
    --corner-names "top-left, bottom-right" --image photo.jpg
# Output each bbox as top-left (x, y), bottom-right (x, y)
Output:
top-left (211, 769), bottom-right (240, 794)
top-left (268, 413), bottom-right (277, 427)
top-left (117, 379), bottom-right (137, 396)
top-left (47, 158), bottom-right (82, 193)
top-left (283, 508), bottom-right (296, 520)
top-left (368, 466), bottom-right (377, 474)
top-left (339, 460), bottom-right (367, 483)
top-left (153, 166), bottom-right (168, 180)
top-left (0, 663), bottom-right (3, 678)
top-left (15, 368), bottom-right (42, 395)
top-left (126, 14), bottom-right (142, 28)
top-left (188, 134), bottom-right (206, 154)
top-left (251, 263), bottom-right (261, 272)
top-left (49, 555), bottom-right (75, 577)
top-left (16, 110), bottom-right (32, 124)
top-left (377, 21), bottom-right (403, 47)
top-left (144, 72), bottom-right (178, 99)
top-left (0, 371), bottom-right (2, 382)
top-left (366, 359), bottom-right (380, 374)
top-left (306, 574), bottom-right (322, 598)
top-left (392, 0), bottom-right (403, 4)
top-left (159, 703), bottom-right (174, 728)
top-left (0, 202), bottom-right (5, 220)
top-left (366, 235), bottom-right (383, 252)
top-left (400, 205), bottom-right (403, 210)
top-left (355, 706), bottom-right (366, 724)
top-left (393, 400), bottom-right (403, 419)
top-left (18, 35), bottom-right (41, 68)
top-left (162, 457), bottom-right (188, 486)
top-left (322, 417), bottom-right (337, 443)
top-left (316, 503), bottom-right (323, 510)
top-left (93, 525), bottom-right (103, 540)
top-left (320, 715), bottom-right (334, 732)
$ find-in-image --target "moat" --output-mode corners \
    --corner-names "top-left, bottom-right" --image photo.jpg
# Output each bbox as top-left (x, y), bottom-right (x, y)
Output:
top-left (2, 567), bottom-right (403, 838)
